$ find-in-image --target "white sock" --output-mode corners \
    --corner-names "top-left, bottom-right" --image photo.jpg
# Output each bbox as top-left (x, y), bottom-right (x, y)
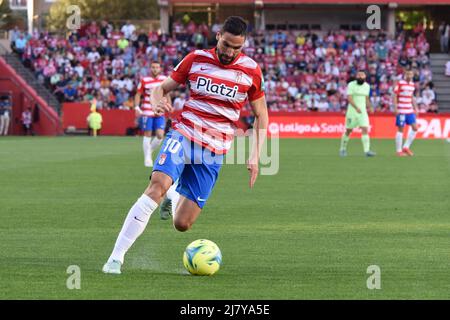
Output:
top-left (166, 181), bottom-right (180, 217)
top-left (404, 129), bottom-right (417, 149)
top-left (143, 136), bottom-right (151, 159)
top-left (396, 132), bottom-right (403, 152)
top-left (108, 194), bottom-right (158, 264)
top-left (150, 137), bottom-right (163, 152)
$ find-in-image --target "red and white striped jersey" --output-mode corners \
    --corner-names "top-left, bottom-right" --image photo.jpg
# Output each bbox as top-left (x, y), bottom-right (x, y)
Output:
top-left (394, 80), bottom-right (416, 114)
top-left (170, 48), bottom-right (265, 155)
top-left (137, 75), bottom-right (167, 116)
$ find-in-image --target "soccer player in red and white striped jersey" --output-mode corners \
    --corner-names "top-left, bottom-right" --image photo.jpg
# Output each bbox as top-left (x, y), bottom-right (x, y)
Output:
top-left (393, 70), bottom-right (419, 156)
top-left (134, 61), bottom-right (170, 167)
top-left (103, 16), bottom-right (269, 274)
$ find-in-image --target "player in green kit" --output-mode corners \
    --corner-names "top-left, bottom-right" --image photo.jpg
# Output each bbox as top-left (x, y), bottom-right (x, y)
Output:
top-left (339, 70), bottom-right (376, 157)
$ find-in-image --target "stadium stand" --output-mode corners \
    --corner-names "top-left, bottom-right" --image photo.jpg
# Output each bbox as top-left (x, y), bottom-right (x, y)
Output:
top-left (4, 20), bottom-right (441, 115)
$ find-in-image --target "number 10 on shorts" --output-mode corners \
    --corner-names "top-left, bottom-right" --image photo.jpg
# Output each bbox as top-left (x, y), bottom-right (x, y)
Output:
top-left (163, 138), bottom-right (181, 154)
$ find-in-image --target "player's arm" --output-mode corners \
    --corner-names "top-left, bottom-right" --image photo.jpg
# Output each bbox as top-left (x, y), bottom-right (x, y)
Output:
top-left (247, 95), bottom-right (269, 189)
top-left (393, 82), bottom-right (399, 114)
top-left (134, 92), bottom-right (142, 117)
top-left (151, 77), bottom-right (180, 116)
top-left (412, 91), bottom-right (419, 115)
top-left (165, 92), bottom-right (172, 108)
top-left (134, 79), bottom-right (144, 116)
top-left (366, 96), bottom-right (374, 113)
top-left (348, 95), bottom-right (361, 113)
top-left (393, 93), bottom-right (398, 114)
top-left (152, 52), bottom-right (194, 115)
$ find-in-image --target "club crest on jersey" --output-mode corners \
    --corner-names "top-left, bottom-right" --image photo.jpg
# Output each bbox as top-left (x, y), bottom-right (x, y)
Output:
top-left (196, 77), bottom-right (238, 99)
top-left (235, 71), bottom-right (243, 84)
top-left (158, 153), bottom-right (167, 165)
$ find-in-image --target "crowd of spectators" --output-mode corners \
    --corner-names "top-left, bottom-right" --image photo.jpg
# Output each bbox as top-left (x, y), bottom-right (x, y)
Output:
top-left (246, 28), bottom-right (437, 113)
top-left (8, 19), bottom-right (439, 113)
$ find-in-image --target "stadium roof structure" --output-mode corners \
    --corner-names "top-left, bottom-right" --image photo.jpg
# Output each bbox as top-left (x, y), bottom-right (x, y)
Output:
top-left (169, 0), bottom-right (450, 4)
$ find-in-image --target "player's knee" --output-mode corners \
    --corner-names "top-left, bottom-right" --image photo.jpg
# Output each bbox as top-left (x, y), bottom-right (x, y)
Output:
top-left (146, 181), bottom-right (168, 204)
top-left (144, 131), bottom-right (152, 137)
top-left (173, 220), bottom-right (191, 232)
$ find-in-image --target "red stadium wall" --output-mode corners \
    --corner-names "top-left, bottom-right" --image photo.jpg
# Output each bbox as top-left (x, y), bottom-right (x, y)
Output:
top-left (62, 103), bottom-right (249, 135)
top-left (63, 103), bottom-right (450, 139)
top-left (62, 103), bottom-right (135, 135)
top-left (0, 57), bottom-right (62, 136)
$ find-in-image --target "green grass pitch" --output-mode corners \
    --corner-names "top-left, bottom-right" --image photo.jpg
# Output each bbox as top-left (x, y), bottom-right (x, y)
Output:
top-left (0, 136), bottom-right (449, 299)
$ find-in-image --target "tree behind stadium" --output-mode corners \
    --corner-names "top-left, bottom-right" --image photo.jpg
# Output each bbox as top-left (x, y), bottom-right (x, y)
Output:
top-left (47, 0), bottom-right (159, 32)
top-left (0, 0), bottom-right (13, 30)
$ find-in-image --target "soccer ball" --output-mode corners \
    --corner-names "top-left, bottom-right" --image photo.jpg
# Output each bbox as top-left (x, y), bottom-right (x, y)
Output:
top-left (183, 239), bottom-right (222, 276)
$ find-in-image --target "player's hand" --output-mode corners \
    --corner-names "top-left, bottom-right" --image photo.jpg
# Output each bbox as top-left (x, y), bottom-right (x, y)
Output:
top-left (355, 107), bottom-right (362, 114)
top-left (246, 158), bottom-right (259, 189)
top-left (154, 97), bottom-right (173, 116)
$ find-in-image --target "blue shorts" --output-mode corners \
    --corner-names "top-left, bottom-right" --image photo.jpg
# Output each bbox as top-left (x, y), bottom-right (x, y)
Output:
top-left (396, 113), bottom-right (416, 128)
top-left (139, 116), bottom-right (165, 132)
top-left (152, 130), bottom-right (223, 209)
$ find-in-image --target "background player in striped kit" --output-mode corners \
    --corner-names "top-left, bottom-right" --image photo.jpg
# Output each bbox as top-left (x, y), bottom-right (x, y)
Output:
top-left (134, 61), bottom-right (170, 167)
top-left (103, 16), bottom-right (269, 274)
top-left (393, 70), bottom-right (419, 156)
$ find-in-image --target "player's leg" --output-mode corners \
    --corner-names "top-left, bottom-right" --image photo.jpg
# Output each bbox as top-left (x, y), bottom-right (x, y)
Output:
top-left (103, 130), bottom-right (185, 274)
top-left (150, 130), bottom-right (164, 151)
top-left (143, 130), bottom-right (153, 167)
top-left (160, 179), bottom-right (179, 220)
top-left (340, 128), bottom-right (353, 156)
top-left (395, 114), bottom-right (407, 156)
top-left (359, 113), bottom-right (375, 156)
top-left (361, 126), bottom-right (376, 156)
top-left (155, 117), bottom-right (179, 220)
top-left (140, 116), bottom-right (154, 167)
top-left (173, 196), bottom-right (202, 232)
top-left (5, 115), bottom-right (9, 135)
top-left (402, 114), bottom-right (417, 156)
top-left (0, 116), bottom-right (5, 135)
top-left (103, 172), bottom-right (172, 274)
top-left (1, 115), bottom-right (8, 135)
top-left (155, 131), bottom-right (185, 220)
top-left (172, 147), bottom-right (223, 231)
top-left (150, 116), bottom-right (166, 152)
top-left (396, 127), bottom-right (405, 155)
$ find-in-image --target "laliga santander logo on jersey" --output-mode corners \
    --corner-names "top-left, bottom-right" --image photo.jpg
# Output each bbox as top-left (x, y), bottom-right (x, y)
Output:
top-left (196, 77), bottom-right (239, 99)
